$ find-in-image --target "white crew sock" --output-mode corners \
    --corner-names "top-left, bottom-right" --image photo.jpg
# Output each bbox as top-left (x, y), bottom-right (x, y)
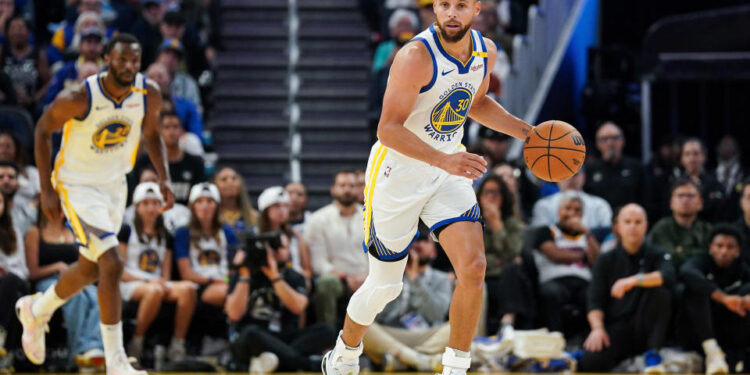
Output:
top-left (334, 332), bottom-right (362, 362)
top-left (100, 322), bottom-right (125, 364)
top-left (702, 338), bottom-right (721, 355)
top-left (441, 347), bottom-right (471, 375)
top-left (32, 283), bottom-right (67, 317)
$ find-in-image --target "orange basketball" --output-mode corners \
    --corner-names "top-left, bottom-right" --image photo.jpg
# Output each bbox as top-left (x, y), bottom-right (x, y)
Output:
top-left (523, 120), bottom-right (586, 182)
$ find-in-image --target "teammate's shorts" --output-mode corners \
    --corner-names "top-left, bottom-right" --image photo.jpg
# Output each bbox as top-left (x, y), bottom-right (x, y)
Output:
top-left (54, 177), bottom-right (127, 262)
top-left (362, 141), bottom-right (482, 261)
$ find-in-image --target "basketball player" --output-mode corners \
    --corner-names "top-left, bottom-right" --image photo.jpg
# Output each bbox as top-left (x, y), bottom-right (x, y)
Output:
top-left (322, 2), bottom-right (533, 375)
top-left (16, 34), bottom-right (173, 375)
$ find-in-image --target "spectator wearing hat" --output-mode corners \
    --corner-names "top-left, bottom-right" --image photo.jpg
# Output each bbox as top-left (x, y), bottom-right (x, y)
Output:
top-left (43, 26), bottom-right (105, 105)
top-left (175, 182), bottom-right (238, 308)
top-left (531, 168), bottom-right (613, 231)
top-left (123, 166), bottom-right (191, 235)
top-left (119, 182), bottom-right (197, 362)
top-left (304, 171), bottom-right (369, 326)
top-left (130, 111), bottom-right (205, 205)
top-left (156, 37), bottom-right (202, 114)
top-left (47, 1), bottom-right (115, 68)
top-left (159, 10), bottom-right (209, 80)
top-left (130, 0), bottom-right (166, 68)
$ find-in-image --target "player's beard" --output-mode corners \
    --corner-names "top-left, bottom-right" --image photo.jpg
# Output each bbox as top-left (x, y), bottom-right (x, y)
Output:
top-left (437, 19), bottom-right (471, 43)
top-left (110, 68), bottom-right (136, 88)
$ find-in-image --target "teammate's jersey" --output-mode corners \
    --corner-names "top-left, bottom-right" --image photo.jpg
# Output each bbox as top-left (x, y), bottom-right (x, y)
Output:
top-left (52, 72), bottom-right (147, 186)
top-left (396, 24), bottom-right (488, 158)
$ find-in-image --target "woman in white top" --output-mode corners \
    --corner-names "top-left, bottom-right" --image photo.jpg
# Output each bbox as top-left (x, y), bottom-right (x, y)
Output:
top-left (118, 182), bottom-right (197, 362)
top-left (0, 131), bottom-right (39, 206)
top-left (0, 191), bottom-right (30, 356)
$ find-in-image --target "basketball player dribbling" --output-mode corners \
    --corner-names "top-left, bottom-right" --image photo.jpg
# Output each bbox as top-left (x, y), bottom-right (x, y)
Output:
top-left (16, 34), bottom-right (174, 375)
top-left (322, 1), bottom-right (535, 375)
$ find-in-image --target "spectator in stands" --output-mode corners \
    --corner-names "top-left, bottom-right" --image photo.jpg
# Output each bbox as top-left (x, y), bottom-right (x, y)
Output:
top-left (372, 9), bottom-right (417, 73)
top-left (646, 135), bottom-right (683, 222)
top-left (24, 206), bottom-right (104, 369)
top-left (131, 111), bottom-right (205, 205)
top-left (145, 62), bottom-right (202, 138)
top-left (305, 171), bottom-right (369, 326)
top-left (0, 0), bottom-right (14, 45)
top-left (214, 166), bottom-right (258, 238)
top-left (0, 68), bottom-right (15, 105)
top-left (531, 169), bottom-right (612, 230)
top-left (734, 180), bottom-right (750, 264)
top-left (175, 183), bottom-right (236, 307)
top-left (585, 122), bottom-right (645, 210)
top-left (477, 174), bottom-right (530, 333)
top-left (680, 224), bottom-right (750, 375)
top-left (155, 38), bottom-right (202, 114)
top-left (1, 15), bottom-right (50, 112)
top-left (226, 231), bottom-right (336, 373)
top-left (0, 130), bottom-right (39, 206)
top-left (648, 178), bottom-right (712, 269)
top-left (492, 163), bottom-right (524, 220)
top-left (354, 170), bottom-right (366, 205)
top-left (0, 191), bottom-right (28, 366)
top-left (119, 182), bottom-right (196, 362)
top-left (158, 92), bottom-right (204, 156)
top-left (530, 192), bottom-right (600, 334)
top-left (159, 10), bottom-right (208, 80)
top-left (43, 26), bottom-right (104, 106)
top-left (0, 161), bottom-right (35, 235)
top-left (47, 3), bottom-right (114, 69)
top-left (714, 136), bottom-right (744, 222)
top-left (129, 0), bottom-right (166, 68)
top-left (285, 182), bottom-right (311, 234)
top-left (362, 234), bottom-right (447, 372)
top-left (123, 166), bottom-right (191, 234)
top-left (258, 186), bottom-right (312, 282)
top-left (417, 0), bottom-right (436, 30)
top-left (580, 204), bottom-right (674, 373)
top-left (677, 138), bottom-right (724, 222)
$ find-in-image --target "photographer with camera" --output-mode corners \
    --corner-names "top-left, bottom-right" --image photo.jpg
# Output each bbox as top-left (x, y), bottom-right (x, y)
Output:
top-left (226, 230), bottom-right (336, 372)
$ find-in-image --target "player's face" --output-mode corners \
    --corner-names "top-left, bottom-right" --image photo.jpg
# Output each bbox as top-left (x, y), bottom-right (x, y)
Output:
top-left (710, 234), bottom-right (740, 268)
top-left (331, 173), bottom-right (357, 207)
top-left (136, 198), bottom-right (162, 223)
top-left (681, 141), bottom-right (705, 175)
top-left (106, 42), bottom-right (142, 87)
top-left (215, 168), bottom-right (241, 198)
top-left (192, 196), bottom-right (218, 223)
top-left (434, 0), bottom-right (479, 43)
top-left (285, 182), bottom-right (307, 211)
top-left (670, 184), bottom-right (702, 216)
top-left (614, 205), bottom-right (647, 247)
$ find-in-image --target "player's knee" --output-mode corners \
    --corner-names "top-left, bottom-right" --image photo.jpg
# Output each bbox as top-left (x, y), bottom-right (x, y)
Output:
top-left (98, 249), bottom-right (124, 280)
top-left (456, 254), bottom-right (486, 286)
top-left (347, 280), bottom-right (403, 326)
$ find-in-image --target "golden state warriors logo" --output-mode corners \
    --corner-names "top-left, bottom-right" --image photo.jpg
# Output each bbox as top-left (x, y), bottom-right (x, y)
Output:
top-left (92, 119), bottom-right (131, 152)
top-left (138, 249), bottom-right (160, 273)
top-left (430, 88), bottom-right (472, 134)
top-left (198, 250), bottom-right (221, 266)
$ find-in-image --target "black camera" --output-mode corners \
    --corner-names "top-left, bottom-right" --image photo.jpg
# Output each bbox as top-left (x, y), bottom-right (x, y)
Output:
top-left (241, 231), bottom-right (283, 272)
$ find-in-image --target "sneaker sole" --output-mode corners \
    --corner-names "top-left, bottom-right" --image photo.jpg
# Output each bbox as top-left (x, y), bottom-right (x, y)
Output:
top-left (75, 355), bottom-right (106, 368)
top-left (321, 353), bottom-right (328, 375)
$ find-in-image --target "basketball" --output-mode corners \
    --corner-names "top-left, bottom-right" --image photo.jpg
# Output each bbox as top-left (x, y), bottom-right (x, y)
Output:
top-left (523, 120), bottom-right (586, 182)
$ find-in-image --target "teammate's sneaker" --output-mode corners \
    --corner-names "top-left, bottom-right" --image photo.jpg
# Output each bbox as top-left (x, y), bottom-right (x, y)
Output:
top-left (106, 349), bottom-right (147, 375)
top-left (15, 293), bottom-right (51, 365)
top-left (643, 349), bottom-right (665, 374)
top-left (322, 349), bottom-right (360, 375)
top-left (705, 349), bottom-right (729, 375)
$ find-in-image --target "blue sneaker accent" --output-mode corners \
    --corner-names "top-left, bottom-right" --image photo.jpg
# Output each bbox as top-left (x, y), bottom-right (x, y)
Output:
top-left (645, 349), bottom-right (662, 367)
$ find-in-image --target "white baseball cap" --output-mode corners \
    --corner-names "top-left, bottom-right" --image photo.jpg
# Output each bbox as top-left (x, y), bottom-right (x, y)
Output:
top-left (188, 182), bottom-right (221, 205)
top-left (132, 182), bottom-right (164, 205)
top-left (257, 186), bottom-right (290, 212)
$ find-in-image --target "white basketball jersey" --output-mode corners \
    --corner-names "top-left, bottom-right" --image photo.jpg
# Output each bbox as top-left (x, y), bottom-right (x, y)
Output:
top-left (52, 72), bottom-right (147, 186)
top-left (189, 231), bottom-right (230, 280)
top-left (534, 225), bottom-right (592, 284)
top-left (394, 25), bottom-right (488, 158)
top-left (124, 227), bottom-right (167, 281)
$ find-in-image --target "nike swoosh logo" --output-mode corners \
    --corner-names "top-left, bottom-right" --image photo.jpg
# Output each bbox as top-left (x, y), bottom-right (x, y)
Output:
top-left (441, 69), bottom-right (455, 76)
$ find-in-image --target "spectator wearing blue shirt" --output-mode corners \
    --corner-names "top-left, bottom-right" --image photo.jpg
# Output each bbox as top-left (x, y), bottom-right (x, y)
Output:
top-left (145, 62), bottom-right (202, 138)
top-left (175, 183), bottom-right (237, 307)
top-left (47, 9), bottom-right (114, 69)
top-left (43, 27), bottom-right (104, 106)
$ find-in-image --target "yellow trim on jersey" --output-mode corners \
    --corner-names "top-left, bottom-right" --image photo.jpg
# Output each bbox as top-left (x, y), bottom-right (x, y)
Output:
top-left (130, 87), bottom-right (147, 94)
top-left (130, 142), bottom-right (140, 168)
top-left (58, 183), bottom-right (88, 246)
top-left (363, 145), bottom-right (387, 244)
top-left (471, 51), bottom-right (488, 58)
top-left (52, 120), bottom-right (73, 183)
top-left (435, 31), bottom-right (476, 68)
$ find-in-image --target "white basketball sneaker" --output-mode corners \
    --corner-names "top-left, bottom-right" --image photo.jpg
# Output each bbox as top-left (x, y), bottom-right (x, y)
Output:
top-left (106, 349), bottom-right (147, 375)
top-left (322, 332), bottom-right (362, 375)
top-left (16, 293), bottom-right (51, 365)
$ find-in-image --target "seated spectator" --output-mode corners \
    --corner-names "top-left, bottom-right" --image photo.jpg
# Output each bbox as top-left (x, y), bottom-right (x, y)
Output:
top-left (285, 181), bottom-right (310, 234)
top-left (492, 163), bottom-right (524, 220)
top-left (585, 122), bottom-right (645, 210)
top-left (226, 231), bottom-right (336, 372)
top-left (24, 204), bottom-right (105, 369)
top-left (175, 183), bottom-right (235, 307)
top-left (372, 9), bottom-right (417, 73)
top-left (680, 225), bottom-right (750, 375)
top-left (123, 166), bottom-right (191, 234)
top-left (43, 26), bottom-right (104, 106)
top-left (258, 186), bottom-right (311, 281)
top-left (648, 178), bottom-right (712, 269)
top-left (0, 191), bottom-right (28, 366)
top-left (531, 169), bottom-right (612, 230)
top-left (477, 175), bottom-right (530, 334)
top-left (417, 0), bottom-right (436, 30)
top-left (157, 92), bottom-right (204, 157)
top-left (531, 192), bottom-right (600, 334)
top-left (214, 166), bottom-right (258, 238)
top-left (362, 234), bottom-right (448, 372)
top-left (0, 131), bottom-right (39, 207)
top-left (158, 10), bottom-right (208, 80)
top-left (0, 161), bottom-right (35, 235)
top-left (130, 111), bottom-right (205, 205)
top-left (129, 0), bottom-right (165, 69)
top-left (145, 62), bottom-right (202, 139)
top-left (714, 136), bottom-right (744, 222)
top-left (580, 204), bottom-right (674, 373)
top-left (304, 171), bottom-right (369, 326)
top-left (734, 180), bottom-right (750, 264)
top-left (0, 0), bottom-right (14, 46)
top-left (47, 1), bottom-right (115, 68)
top-left (1, 15), bottom-right (50, 112)
top-left (354, 170), bottom-right (366, 205)
top-left (155, 39), bottom-right (202, 114)
top-left (645, 135), bottom-right (683, 222)
top-left (119, 182), bottom-right (196, 362)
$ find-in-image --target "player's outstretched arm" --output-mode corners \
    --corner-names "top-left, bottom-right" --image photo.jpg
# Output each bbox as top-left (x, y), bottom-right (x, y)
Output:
top-left (34, 85), bottom-right (88, 221)
top-left (378, 42), bottom-right (487, 179)
top-left (141, 80), bottom-right (175, 210)
top-left (468, 39), bottom-right (533, 140)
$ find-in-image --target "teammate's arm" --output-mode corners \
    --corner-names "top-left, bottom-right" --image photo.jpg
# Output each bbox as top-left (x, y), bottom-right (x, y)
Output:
top-left (468, 39), bottom-right (533, 140)
top-left (141, 81), bottom-right (174, 210)
top-left (378, 42), bottom-right (487, 179)
top-left (34, 85), bottom-right (88, 221)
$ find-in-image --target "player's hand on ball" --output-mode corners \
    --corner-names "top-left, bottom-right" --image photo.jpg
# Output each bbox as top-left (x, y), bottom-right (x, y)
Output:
top-left (436, 152), bottom-right (487, 180)
top-left (41, 188), bottom-right (64, 221)
top-left (159, 181), bottom-right (175, 212)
